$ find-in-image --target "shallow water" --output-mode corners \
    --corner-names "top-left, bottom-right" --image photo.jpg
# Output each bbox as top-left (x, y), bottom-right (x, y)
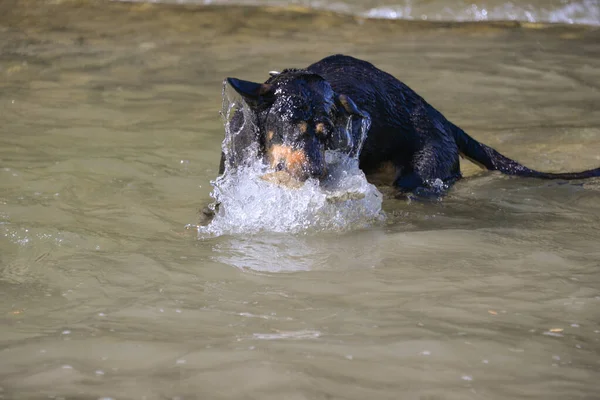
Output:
top-left (1, 1), bottom-right (600, 399)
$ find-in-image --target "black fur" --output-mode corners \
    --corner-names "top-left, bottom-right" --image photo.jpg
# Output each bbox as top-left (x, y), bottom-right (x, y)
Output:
top-left (221, 54), bottom-right (600, 194)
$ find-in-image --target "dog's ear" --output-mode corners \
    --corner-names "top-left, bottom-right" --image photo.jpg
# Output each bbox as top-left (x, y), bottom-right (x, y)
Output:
top-left (227, 78), bottom-right (274, 107)
top-left (335, 94), bottom-right (367, 118)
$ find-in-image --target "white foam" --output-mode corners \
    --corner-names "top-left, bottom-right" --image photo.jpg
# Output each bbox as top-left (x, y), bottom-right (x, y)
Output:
top-left (198, 152), bottom-right (384, 237)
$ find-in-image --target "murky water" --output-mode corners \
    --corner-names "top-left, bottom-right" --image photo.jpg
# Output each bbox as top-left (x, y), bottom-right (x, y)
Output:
top-left (1, 1), bottom-right (600, 399)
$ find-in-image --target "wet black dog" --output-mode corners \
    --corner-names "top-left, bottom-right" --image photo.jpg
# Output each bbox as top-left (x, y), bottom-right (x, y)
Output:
top-left (219, 54), bottom-right (599, 197)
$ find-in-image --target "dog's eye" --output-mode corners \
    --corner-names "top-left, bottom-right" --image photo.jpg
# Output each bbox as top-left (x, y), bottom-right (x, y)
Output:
top-left (315, 123), bottom-right (327, 135)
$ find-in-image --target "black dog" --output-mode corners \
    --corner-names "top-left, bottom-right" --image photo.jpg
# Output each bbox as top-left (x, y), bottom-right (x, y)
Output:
top-left (220, 54), bottom-right (599, 196)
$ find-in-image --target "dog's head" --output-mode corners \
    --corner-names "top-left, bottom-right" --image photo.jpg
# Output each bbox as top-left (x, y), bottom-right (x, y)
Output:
top-left (226, 69), bottom-right (367, 182)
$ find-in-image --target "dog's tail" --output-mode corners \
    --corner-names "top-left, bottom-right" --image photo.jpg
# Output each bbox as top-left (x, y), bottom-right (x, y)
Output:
top-left (452, 126), bottom-right (600, 180)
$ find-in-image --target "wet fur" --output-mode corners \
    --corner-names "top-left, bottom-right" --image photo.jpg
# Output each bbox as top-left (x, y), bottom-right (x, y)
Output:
top-left (219, 54), bottom-right (600, 195)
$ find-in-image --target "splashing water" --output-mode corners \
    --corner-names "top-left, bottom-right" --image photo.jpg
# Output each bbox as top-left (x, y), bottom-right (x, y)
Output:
top-left (198, 154), bottom-right (384, 236)
top-left (197, 82), bottom-right (384, 237)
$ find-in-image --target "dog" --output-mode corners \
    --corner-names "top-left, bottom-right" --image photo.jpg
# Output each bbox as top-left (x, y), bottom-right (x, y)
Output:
top-left (202, 54), bottom-right (599, 220)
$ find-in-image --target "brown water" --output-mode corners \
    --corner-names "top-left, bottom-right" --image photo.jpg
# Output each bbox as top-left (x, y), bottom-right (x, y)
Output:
top-left (1, 1), bottom-right (600, 399)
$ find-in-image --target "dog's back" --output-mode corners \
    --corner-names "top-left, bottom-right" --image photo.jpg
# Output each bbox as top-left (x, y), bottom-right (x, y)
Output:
top-left (308, 55), bottom-right (462, 185)
top-left (308, 54), bottom-right (600, 189)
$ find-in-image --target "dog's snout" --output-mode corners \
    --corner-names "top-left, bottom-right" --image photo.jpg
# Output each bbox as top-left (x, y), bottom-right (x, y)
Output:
top-left (267, 144), bottom-right (327, 181)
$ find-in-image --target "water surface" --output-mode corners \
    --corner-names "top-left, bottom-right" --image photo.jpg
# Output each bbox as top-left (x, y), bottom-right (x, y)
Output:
top-left (1, 1), bottom-right (600, 399)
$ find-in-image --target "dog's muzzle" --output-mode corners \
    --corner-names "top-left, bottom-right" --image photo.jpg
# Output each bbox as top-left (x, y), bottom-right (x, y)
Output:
top-left (267, 142), bottom-right (326, 182)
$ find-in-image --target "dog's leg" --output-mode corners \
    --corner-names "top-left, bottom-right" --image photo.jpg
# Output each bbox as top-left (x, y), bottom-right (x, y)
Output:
top-left (392, 100), bottom-right (461, 196)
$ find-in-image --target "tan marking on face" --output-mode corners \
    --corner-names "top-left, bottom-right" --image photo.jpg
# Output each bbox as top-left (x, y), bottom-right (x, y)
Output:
top-left (266, 130), bottom-right (274, 141)
top-left (297, 121), bottom-right (308, 134)
top-left (267, 144), bottom-right (309, 179)
top-left (315, 123), bottom-right (326, 135)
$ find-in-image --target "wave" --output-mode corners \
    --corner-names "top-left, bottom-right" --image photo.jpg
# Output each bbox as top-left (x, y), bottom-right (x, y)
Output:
top-left (364, 0), bottom-right (599, 26)
top-left (118, 0), bottom-right (600, 26)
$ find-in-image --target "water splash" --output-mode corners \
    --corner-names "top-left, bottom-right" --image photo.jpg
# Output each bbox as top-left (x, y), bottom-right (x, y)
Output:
top-left (197, 153), bottom-right (384, 237)
top-left (197, 82), bottom-right (384, 237)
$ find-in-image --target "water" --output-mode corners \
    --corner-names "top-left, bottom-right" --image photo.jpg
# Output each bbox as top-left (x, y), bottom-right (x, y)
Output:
top-left (1, 1), bottom-right (600, 399)
top-left (125, 0), bottom-right (600, 26)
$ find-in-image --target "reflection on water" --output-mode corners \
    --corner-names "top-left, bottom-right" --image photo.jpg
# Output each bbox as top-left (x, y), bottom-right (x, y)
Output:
top-left (211, 230), bottom-right (388, 272)
top-left (213, 234), bottom-right (322, 272)
top-left (1, 1), bottom-right (600, 399)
